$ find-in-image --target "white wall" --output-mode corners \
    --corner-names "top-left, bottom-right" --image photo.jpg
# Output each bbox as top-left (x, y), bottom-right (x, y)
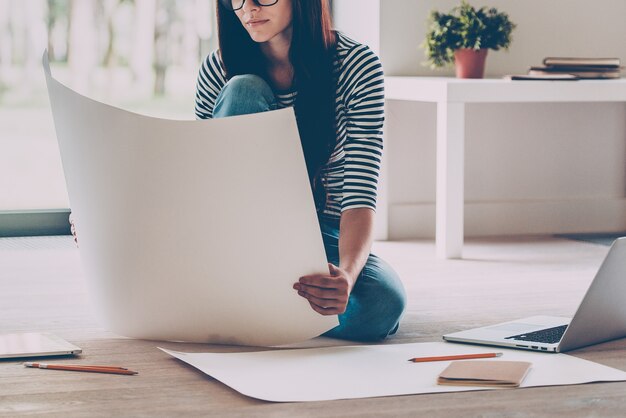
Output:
top-left (380, 0), bottom-right (626, 78)
top-left (332, 0), bottom-right (380, 55)
top-left (334, 0), bottom-right (626, 239)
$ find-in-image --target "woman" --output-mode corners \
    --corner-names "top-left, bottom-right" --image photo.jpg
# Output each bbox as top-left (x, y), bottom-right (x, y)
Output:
top-left (196, 0), bottom-right (405, 341)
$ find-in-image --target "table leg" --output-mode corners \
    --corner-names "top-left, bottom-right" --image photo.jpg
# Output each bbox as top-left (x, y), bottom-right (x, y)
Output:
top-left (436, 101), bottom-right (465, 259)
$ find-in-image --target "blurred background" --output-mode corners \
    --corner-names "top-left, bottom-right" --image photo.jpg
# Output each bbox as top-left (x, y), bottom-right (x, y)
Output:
top-left (1, 0), bottom-right (217, 212)
top-left (4, 0), bottom-right (624, 239)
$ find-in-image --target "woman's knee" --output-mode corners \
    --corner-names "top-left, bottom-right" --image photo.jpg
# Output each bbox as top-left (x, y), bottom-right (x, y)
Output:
top-left (213, 74), bottom-right (277, 117)
top-left (369, 281), bottom-right (406, 341)
top-left (225, 74), bottom-right (274, 97)
top-left (347, 259), bottom-right (407, 341)
top-left (367, 257), bottom-right (406, 317)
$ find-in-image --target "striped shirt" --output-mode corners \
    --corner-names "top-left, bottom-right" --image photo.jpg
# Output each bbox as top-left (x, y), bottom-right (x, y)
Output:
top-left (195, 31), bottom-right (385, 222)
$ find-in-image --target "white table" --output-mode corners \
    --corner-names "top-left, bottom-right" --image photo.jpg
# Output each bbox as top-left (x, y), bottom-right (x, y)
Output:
top-left (385, 76), bottom-right (626, 259)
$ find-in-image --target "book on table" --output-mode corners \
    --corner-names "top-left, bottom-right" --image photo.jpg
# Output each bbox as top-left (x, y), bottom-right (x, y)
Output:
top-left (529, 67), bottom-right (621, 79)
top-left (504, 73), bottom-right (579, 81)
top-left (543, 57), bottom-right (621, 67)
top-left (518, 57), bottom-right (624, 80)
top-left (530, 65), bottom-right (623, 73)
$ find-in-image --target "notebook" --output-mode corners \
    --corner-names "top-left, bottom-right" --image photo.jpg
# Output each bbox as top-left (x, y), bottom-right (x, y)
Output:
top-left (437, 360), bottom-right (532, 387)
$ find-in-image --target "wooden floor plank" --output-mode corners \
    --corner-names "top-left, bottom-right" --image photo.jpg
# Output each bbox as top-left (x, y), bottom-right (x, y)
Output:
top-left (1, 235), bottom-right (624, 416)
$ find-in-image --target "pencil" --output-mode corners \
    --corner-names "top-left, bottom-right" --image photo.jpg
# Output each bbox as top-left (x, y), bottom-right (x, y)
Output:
top-left (408, 352), bottom-right (503, 363)
top-left (23, 362), bottom-right (138, 375)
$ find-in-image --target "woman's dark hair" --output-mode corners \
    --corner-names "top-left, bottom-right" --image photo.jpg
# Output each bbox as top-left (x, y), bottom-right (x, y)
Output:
top-left (216, 0), bottom-right (337, 212)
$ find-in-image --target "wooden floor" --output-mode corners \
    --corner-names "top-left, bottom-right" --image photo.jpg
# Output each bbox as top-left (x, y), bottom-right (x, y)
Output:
top-left (1, 235), bottom-right (625, 417)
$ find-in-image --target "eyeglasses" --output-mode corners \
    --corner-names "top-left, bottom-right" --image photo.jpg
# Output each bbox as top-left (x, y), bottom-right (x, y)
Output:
top-left (219, 0), bottom-right (279, 12)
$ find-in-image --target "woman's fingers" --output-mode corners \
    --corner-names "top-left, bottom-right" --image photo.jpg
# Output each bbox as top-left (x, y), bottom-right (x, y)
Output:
top-left (298, 275), bottom-right (338, 288)
top-left (295, 269), bottom-right (352, 316)
top-left (294, 283), bottom-right (338, 299)
top-left (298, 291), bottom-right (347, 309)
top-left (298, 274), bottom-right (349, 292)
top-left (306, 299), bottom-right (343, 316)
top-left (68, 214), bottom-right (79, 247)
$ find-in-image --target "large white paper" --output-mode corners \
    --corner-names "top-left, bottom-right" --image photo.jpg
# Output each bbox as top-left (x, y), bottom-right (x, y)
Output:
top-left (43, 52), bottom-right (337, 346)
top-left (160, 342), bottom-right (626, 402)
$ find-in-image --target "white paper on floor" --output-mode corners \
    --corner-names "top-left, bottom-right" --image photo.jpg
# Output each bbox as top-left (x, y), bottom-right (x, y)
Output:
top-left (160, 342), bottom-right (626, 402)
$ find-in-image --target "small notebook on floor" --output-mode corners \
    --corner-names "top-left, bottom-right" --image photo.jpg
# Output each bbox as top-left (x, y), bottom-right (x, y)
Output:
top-left (437, 361), bottom-right (532, 387)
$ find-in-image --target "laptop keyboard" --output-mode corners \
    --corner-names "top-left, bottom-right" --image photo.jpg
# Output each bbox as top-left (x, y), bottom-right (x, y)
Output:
top-left (504, 325), bottom-right (568, 344)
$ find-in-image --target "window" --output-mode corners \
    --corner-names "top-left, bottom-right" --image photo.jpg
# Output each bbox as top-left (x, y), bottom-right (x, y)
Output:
top-left (0, 0), bottom-right (217, 235)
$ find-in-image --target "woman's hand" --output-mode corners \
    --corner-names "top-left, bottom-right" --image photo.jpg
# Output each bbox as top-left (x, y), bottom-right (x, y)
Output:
top-left (69, 213), bottom-right (78, 247)
top-left (293, 263), bottom-right (355, 315)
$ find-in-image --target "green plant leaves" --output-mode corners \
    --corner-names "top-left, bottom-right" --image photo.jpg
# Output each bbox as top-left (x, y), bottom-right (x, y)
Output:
top-left (421, 0), bottom-right (516, 68)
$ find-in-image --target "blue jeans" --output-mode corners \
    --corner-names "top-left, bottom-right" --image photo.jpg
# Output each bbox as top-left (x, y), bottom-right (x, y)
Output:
top-left (213, 74), bottom-right (278, 117)
top-left (318, 221), bottom-right (406, 341)
top-left (213, 74), bottom-right (407, 342)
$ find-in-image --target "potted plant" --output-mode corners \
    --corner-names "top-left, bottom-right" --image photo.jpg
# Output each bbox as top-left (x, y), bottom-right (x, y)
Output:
top-left (422, 0), bottom-right (516, 78)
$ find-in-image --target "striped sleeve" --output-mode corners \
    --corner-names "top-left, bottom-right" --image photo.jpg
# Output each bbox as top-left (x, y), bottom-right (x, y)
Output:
top-left (195, 50), bottom-right (227, 120)
top-left (340, 44), bottom-right (385, 213)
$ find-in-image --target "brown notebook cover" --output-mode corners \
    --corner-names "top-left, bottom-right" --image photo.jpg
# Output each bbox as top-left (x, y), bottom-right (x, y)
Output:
top-left (437, 360), bottom-right (532, 388)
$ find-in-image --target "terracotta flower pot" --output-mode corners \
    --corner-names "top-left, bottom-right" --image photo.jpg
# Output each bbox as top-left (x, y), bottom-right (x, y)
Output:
top-left (454, 48), bottom-right (488, 79)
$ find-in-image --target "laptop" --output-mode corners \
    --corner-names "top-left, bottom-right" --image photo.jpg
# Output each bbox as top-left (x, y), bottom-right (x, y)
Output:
top-left (444, 237), bottom-right (626, 353)
top-left (0, 333), bottom-right (82, 359)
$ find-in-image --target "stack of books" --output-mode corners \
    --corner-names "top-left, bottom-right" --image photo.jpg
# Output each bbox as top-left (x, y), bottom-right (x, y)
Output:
top-left (529, 57), bottom-right (623, 79)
